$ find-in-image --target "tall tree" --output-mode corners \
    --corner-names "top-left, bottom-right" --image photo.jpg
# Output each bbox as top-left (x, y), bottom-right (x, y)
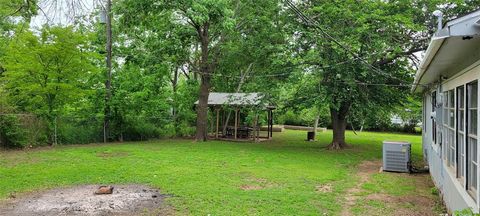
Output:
top-left (1, 27), bottom-right (98, 144)
top-left (116, 0), bottom-right (235, 141)
top-left (287, 0), bottom-right (480, 149)
top-left (116, 0), bottom-right (288, 141)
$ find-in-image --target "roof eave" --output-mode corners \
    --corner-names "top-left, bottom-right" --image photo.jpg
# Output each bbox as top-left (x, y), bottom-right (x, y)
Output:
top-left (411, 36), bottom-right (447, 92)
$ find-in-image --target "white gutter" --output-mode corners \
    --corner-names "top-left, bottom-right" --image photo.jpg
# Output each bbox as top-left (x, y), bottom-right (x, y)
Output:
top-left (413, 10), bottom-right (480, 92)
top-left (411, 36), bottom-right (447, 92)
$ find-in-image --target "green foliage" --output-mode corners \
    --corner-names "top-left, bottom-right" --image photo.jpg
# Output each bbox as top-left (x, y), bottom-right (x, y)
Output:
top-left (56, 117), bottom-right (102, 145)
top-left (0, 0), bottom-right (479, 145)
top-left (430, 187), bottom-right (439, 196)
top-left (455, 208), bottom-right (480, 216)
top-left (286, 0), bottom-right (480, 141)
top-left (1, 26), bottom-right (99, 143)
top-left (278, 109), bottom-right (330, 127)
top-left (0, 115), bottom-right (26, 148)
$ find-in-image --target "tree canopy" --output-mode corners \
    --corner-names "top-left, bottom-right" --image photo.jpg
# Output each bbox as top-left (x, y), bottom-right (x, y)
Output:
top-left (0, 0), bottom-right (479, 148)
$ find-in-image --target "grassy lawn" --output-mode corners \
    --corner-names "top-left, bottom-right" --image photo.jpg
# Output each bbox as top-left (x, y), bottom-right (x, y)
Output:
top-left (0, 130), bottom-right (439, 215)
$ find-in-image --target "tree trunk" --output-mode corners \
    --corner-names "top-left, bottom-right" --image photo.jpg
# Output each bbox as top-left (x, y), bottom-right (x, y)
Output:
top-left (195, 23), bottom-right (211, 141)
top-left (328, 103), bottom-right (350, 150)
top-left (195, 75), bottom-right (210, 141)
top-left (171, 67), bottom-right (179, 135)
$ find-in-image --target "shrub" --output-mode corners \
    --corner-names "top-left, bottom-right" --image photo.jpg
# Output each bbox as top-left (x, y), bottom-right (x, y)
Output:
top-left (455, 208), bottom-right (480, 216)
top-left (57, 121), bottom-right (102, 144)
top-left (177, 122), bottom-right (195, 137)
top-left (0, 115), bottom-right (26, 148)
top-left (160, 123), bottom-right (176, 138)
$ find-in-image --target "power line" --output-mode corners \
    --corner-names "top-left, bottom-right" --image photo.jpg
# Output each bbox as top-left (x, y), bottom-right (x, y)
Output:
top-left (190, 69), bottom-right (425, 87)
top-left (283, 0), bottom-right (424, 87)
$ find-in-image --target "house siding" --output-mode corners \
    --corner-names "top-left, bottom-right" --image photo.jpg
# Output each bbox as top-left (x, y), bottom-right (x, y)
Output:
top-left (422, 61), bottom-right (480, 213)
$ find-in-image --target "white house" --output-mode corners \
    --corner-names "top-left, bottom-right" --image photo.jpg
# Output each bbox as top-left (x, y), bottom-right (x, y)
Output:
top-left (413, 10), bottom-right (480, 213)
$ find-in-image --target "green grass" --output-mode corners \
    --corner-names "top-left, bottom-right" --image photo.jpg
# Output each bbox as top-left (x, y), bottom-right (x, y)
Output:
top-left (0, 130), bottom-right (423, 215)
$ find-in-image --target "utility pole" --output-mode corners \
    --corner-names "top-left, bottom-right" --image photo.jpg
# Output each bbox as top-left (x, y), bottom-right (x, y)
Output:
top-left (103, 0), bottom-right (112, 143)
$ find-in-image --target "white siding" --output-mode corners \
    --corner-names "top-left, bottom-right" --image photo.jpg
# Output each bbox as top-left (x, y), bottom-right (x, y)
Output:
top-left (423, 61), bottom-right (480, 213)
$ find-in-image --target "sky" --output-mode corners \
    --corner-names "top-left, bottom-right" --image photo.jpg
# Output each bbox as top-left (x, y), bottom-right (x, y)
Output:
top-left (31, 0), bottom-right (99, 28)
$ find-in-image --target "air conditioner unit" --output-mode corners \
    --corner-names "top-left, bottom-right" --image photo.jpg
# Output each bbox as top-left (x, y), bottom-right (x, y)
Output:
top-left (383, 141), bottom-right (411, 173)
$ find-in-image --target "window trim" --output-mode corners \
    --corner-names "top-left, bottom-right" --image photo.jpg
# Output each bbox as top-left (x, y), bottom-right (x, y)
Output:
top-left (466, 81), bottom-right (478, 199)
top-left (457, 85), bottom-right (466, 182)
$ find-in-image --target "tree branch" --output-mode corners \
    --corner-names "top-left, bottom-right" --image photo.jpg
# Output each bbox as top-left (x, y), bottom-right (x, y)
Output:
top-left (374, 45), bottom-right (427, 66)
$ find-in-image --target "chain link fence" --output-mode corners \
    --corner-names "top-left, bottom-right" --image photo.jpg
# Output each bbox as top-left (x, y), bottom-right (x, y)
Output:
top-left (0, 113), bottom-right (195, 149)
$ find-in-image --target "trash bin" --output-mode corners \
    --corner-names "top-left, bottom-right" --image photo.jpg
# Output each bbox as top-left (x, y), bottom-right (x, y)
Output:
top-left (307, 131), bottom-right (315, 141)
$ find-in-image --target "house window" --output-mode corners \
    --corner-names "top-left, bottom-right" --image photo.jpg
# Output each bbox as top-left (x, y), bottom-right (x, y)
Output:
top-left (467, 81), bottom-right (478, 197)
top-left (443, 90), bottom-right (455, 167)
top-left (432, 91), bottom-right (437, 144)
top-left (457, 86), bottom-right (465, 180)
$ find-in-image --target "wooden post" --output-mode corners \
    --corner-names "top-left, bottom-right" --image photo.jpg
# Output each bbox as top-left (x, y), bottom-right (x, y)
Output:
top-left (216, 108), bottom-right (219, 139)
top-left (252, 113), bottom-right (257, 141)
top-left (267, 110), bottom-right (271, 139)
top-left (256, 114), bottom-right (260, 142)
top-left (270, 110), bottom-right (274, 139)
top-left (210, 108), bottom-right (214, 136)
top-left (234, 108), bottom-right (238, 139)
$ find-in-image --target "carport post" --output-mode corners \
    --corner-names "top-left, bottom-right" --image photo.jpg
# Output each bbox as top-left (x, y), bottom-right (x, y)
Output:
top-left (256, 114), bottom-right (260, 142)
top-left (234, 108), bottom-right (238, 140)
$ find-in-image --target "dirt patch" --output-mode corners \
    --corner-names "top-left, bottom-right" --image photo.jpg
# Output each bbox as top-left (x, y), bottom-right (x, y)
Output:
top-left (340, 160), bottom-right (381, 216)
top-left (341, 160), bottom-right (441, 216)
top-left (315, 184), bottom-right (333, 193)
top-left (239, 176), bottom-right (278, 191)
top-left (366, 193), bottom-right (433, 206)
top-left (364, 194), bottom-right (436, 216)
top-left (240, 185), bottom-right (263, 191)
top-left (96, 151), bottom-right (129, 158)
top-left (0, 185), bottom-right (174, 216)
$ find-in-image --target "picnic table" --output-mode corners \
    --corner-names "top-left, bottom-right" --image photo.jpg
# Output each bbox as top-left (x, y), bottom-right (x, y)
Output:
top-left (226, 126), bottom-right (253, 138)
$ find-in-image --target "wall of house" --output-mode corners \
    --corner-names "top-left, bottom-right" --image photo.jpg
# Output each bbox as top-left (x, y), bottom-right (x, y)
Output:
top-left (422, 60), bottom-right (480, 213)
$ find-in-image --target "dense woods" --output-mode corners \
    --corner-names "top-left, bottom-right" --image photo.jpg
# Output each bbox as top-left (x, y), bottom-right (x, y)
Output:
top-left (1, 0), bottom-right (479, 148)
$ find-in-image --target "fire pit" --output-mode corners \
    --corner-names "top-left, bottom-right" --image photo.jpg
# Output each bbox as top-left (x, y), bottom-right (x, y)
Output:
top-left (0, 184), bottom-right (173, 215)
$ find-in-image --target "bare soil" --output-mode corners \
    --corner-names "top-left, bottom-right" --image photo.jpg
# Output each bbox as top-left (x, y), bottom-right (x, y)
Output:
top-left (315, 184), bottom-right (333, 193)
top-left (0, 184), bottom-right (174, 216)
top-left (340, 160), bottom-right (440, 216)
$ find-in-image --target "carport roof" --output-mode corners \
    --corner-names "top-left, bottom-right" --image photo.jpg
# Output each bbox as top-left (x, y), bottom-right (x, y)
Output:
top-left (194, 92), bottom-right (268, 107)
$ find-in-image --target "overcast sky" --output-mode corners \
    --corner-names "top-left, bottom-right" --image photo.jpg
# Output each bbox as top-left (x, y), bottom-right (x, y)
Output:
top-left (31, 0), bottom-right (99, 28)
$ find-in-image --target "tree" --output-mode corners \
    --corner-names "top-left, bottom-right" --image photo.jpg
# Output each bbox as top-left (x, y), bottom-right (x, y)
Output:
top-left (116, 0), bottom-right (236, 141)
top-left (287, 0), bottom-right (480, 149)
top-left (114, 2), bottom-right (198, 138)
top-left (395, 95), bottom-right (422, 133)
top-left (116, 0), bottom-right (288, 141)
top-left (1, 26), bottom-right (98, 144)
top-left (0, 0), bottom-right (38, 73)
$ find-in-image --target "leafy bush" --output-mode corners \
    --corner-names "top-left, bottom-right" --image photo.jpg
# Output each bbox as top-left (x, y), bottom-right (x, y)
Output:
top-left (160, 123), bottom-right (176, 138)
top-left (278, 109), bottom-right (330, 127)
top-left (57, 121), bottom-right (102, 144)
top-left (0, 115), bottom-right (26, 148)
top-left (454, 208), bottom-right (480, 216)
top-left (177, 122), bottom-right (196, 137)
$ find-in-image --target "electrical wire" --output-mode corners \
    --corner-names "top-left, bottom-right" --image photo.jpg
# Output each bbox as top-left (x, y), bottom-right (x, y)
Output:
top-left (283, 0), bottom-right (426, 87)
